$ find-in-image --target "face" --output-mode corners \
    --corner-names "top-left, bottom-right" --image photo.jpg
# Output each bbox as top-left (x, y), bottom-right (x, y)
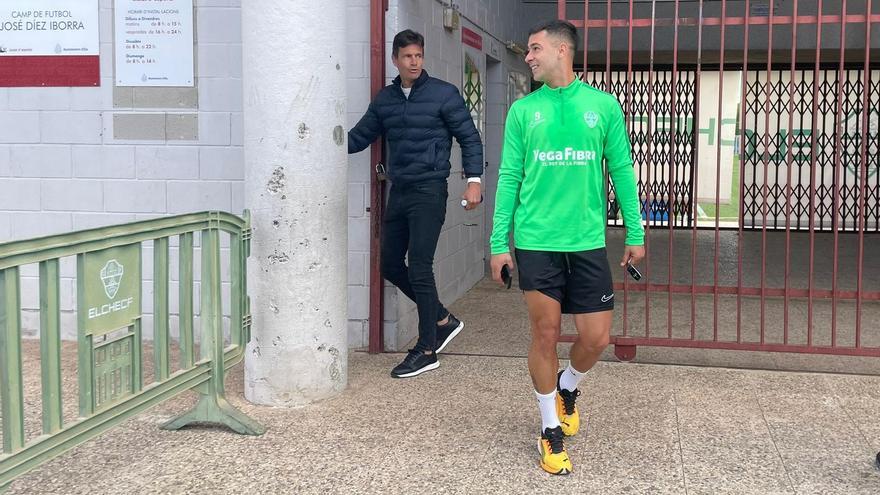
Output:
top-left (392, 44), bottom-right (424, 86)
top-left (524, 30), bottom-right (564, 83)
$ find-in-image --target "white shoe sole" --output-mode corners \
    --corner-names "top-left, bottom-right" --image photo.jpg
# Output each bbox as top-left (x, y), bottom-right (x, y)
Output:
top-left (392, 360), bottom-right (440, 378)
top-left (435, 322), bottom-right (464, 353)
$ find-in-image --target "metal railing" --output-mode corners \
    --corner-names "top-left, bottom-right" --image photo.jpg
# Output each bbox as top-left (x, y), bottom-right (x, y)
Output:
top-left (559, 0), bottom-right (879, 360)
top-left (0, 211), bottom-right (264, 488)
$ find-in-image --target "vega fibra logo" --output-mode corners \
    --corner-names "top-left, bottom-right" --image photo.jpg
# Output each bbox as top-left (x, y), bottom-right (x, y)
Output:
top-left (532, 147), bottom-right (598, 166)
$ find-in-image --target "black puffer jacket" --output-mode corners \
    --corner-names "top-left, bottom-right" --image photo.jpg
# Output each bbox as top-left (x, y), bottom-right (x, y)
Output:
top-left (348, 70), bottom-right (483, 185)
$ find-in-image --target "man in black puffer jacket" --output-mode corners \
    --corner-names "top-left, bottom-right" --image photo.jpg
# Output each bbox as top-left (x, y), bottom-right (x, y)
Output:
top-left (349, 29), bottom-right (484, 379)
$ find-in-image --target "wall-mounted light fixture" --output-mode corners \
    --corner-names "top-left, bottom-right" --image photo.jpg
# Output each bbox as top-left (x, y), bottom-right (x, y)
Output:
top-left (443, 5), bottom-right (460, 30)
top-left (506, 41), bottom-right (526, 55)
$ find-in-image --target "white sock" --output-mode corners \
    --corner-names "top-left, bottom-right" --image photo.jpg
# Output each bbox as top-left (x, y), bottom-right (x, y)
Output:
top-left (558, 363), bottom-right (587, 392)
top-left (535, 390), bottom-right (561, 431)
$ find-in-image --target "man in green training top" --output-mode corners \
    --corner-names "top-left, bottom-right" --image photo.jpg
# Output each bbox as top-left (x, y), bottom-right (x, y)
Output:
top-left (489, 19), bottom-right (645, 475)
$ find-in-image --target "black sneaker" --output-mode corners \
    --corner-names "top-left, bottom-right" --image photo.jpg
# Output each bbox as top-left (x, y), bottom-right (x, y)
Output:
top-left (435, 314), bottom-right (464, 353)
top-left (390, 349), bottom-right (439, 378)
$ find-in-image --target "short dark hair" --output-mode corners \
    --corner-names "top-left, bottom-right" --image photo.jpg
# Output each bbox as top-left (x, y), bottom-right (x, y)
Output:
top-left (529, 20), bottom-right (578, 52)
top-left (392, 29), bottom-right (425, 57)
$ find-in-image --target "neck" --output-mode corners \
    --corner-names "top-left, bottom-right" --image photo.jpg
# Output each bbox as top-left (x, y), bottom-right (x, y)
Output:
top-left (544, 69), bottom-right (576, 89)
top-left (400, 73), bottom-right (419, 88)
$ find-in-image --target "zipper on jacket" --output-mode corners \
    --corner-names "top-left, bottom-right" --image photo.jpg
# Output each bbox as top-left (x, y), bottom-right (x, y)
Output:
top-left (402, 89), bottom-right (409, 126)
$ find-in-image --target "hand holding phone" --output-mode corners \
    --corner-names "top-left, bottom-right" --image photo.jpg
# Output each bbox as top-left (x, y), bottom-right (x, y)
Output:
top-left (626, 261), bottom-right (642, 281)
top-left (501, 264), bottom-right (512, 289)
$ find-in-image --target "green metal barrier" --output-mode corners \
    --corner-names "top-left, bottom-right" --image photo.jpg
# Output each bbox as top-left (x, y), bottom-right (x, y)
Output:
top-left (0, 211), bottom-right (264, 488)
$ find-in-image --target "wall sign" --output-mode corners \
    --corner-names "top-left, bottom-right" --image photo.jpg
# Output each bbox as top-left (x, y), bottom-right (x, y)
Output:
top-left (114, 0), bottom-right (194, 87)
top-left (0, 0), bottom-right (100, 87)
top-left (462, 27), bottom-right (483, 51)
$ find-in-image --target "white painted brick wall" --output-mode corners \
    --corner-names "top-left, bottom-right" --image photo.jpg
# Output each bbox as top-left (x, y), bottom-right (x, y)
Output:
top-left (347, 217), bottom-right (370, 253)
top-left (73, 145), bottom-right (136, 178)
top-left (2, 0), bottom-right (532, 351)
top-left (72, 212), bottom-right (138, 231)
top-left (167, 181), bottom-right (233, 213)
top-left (9, 88), bottom-right (71, 111)
top-left (0, 146), bottom-right (9, 175)
top-left (231, 183), bottom-right (244, 212)
top-left (135, 147), bottom-right (201, 180)
top-left (0, 112), bottom-right (40, 143)
top-left (344, 0), bottom-right (373, 349)
top-left (9, 145), bottom-right (72, 177)
top-left (41, 112), bottom-right (103, 144)
top-left (198, 44), bottom-right (233, 78)
top-left (228, 45), bottom-right (243, 78)
top-left (199, 78), bottom-right (243, 112)
top-left (11, 212), bottom-right (72, 239)
top-left (41, 180), bottom-right (104, 212)
top-left (198, 112), bottom-right (233, 146)
top-left (0, 213), bottom-right (11, 239)
top-left (69, 86), bottom-right (108, 111)
top-left (0, 1), bottom-right (246, 337)
top-left (348, 320), bottom-right (367, 350)
top-left (0, 179), bottom-right (41, 211)
top-left (103, 180), bottom-right (167, 213)
top-left (200, 147), bottom-right (244, 180)
top-left (196, 7), bottom-right (242, 44)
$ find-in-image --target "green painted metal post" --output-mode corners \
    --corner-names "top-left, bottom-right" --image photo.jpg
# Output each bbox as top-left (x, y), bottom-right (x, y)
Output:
top-left (230, 231), bottom-right (243, 348)
top-left (77, 336), bottom-right (95, 417)
top-left (204, 228), bottom-right (222, 369)
top-left (76, 254), bottom-right (95, 417)
top-left (39, 259), bottom-right (63, 434)
top-left (242, 210), bottom-right (252, 344)
top-left (0, 267), bottom-right (25, 454)
top-left (179, 232), bottom-right (194, 370)
top-left (161, 224), bottom-right (264, 435)
top-left (153, 237), bottom-right (170, 381)
top-left (0, 211), bottom-right (264, 488)
top-left (132, 318), bottom-right (143, 394)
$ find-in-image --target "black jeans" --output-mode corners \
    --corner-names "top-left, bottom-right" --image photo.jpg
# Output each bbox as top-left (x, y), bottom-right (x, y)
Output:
top-left (382, 181), bottom-right (450, 352)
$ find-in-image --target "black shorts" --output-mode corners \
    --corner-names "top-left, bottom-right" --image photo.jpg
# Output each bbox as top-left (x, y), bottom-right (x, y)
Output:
top-left (514, 248), bottom-right (614, 314)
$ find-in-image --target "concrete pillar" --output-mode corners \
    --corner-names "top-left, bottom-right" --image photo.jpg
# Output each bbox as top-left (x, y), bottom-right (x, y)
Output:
top-left (242, 1), bottom-right (348, 406)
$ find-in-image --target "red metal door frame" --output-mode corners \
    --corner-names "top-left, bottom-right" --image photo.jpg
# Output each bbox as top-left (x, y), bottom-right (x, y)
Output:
top-left (368, 0), bottom-right (388, 353)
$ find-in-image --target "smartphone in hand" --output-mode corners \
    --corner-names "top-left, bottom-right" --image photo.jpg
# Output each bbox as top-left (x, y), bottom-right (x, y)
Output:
top-left (501, 264), bottom-right (512, 289)
top-left (626, 261), bottom-right (642, 281)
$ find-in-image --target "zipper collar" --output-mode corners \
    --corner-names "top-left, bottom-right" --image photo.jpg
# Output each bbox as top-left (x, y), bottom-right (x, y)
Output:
top-left (539, 77), bottom-right (581, 97)
top-left (540, 77), bottom-right (579, 125)
top-left (392, 70), bottom-right (430, 98)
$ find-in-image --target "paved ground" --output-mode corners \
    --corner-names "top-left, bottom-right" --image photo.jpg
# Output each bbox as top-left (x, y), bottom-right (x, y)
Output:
top-left (6, 273), bottom-right (880, 494)
top-left (6, 351), bottom-right (880, 494)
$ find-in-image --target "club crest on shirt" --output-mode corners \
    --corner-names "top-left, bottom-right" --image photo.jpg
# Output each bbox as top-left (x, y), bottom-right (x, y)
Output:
top-left (584, 111), bottom-right (598, 128)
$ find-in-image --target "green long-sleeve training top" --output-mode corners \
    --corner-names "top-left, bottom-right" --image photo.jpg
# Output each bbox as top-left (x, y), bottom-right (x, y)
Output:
top-left (490, 78), bottom-right (645, 255)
